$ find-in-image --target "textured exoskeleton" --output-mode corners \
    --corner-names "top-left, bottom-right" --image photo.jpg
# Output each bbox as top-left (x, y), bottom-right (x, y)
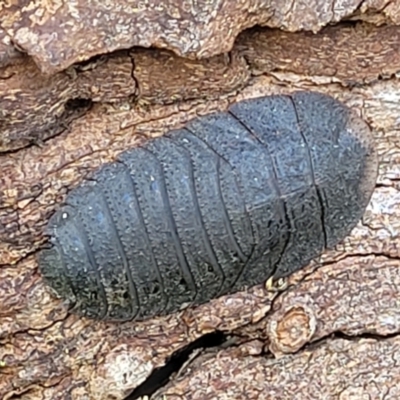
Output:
top-left (38, 92), bottom-right (378, 321)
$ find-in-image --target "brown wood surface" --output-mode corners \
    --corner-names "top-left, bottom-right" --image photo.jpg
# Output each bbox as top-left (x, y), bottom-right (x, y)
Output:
top-left (1, 0), bottom-right (399, 74)
top-left (1, 3), bottom-right (400, 400)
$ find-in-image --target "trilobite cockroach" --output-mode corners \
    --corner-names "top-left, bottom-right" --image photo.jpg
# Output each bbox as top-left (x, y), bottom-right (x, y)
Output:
top-left (38, 91), bottom-right (378, 321)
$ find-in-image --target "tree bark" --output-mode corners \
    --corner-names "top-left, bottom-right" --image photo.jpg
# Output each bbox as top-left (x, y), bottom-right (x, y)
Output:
top-left (1, 2), bottom-right (400, 400)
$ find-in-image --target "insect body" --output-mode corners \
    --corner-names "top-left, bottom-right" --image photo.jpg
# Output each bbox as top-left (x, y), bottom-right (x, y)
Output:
top-left (38, 92), bottom-right (378, 321)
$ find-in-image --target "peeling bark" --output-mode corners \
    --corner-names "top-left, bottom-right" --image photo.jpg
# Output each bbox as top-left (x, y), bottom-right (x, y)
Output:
top-left (1, 4), bottom-right (400, 400)
top-left (0, 0), bottom-right (399, 73)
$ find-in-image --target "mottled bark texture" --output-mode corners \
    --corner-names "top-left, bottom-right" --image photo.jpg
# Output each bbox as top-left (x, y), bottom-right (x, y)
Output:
top-left (1, 2), bottom-right (400, 400)
top-left (1, 0), bottom-right (399, 74)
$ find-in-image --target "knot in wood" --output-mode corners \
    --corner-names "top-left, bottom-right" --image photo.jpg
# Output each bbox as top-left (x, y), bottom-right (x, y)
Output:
top-left (267, 305), bottom-right (317, 357)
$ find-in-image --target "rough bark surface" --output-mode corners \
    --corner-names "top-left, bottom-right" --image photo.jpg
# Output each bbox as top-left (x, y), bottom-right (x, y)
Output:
top-left (1, 3), bottom-right (400, 400)
top-left (0, 48), bottom-right (248, 152)
top-left (0, 0), bottom-right (399, 73)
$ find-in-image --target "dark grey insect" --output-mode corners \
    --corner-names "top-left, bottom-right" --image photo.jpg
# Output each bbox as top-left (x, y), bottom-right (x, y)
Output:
top-left (38, 91), bottom-right (378, 322)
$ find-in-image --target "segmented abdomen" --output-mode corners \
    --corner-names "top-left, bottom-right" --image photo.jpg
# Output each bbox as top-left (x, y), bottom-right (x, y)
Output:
top-left (38, 91), bottom-right (378, 321)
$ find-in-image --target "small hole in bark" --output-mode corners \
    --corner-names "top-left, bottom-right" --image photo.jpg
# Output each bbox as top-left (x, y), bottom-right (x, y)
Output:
top-left (65, 98), bottom-right (93, 111)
